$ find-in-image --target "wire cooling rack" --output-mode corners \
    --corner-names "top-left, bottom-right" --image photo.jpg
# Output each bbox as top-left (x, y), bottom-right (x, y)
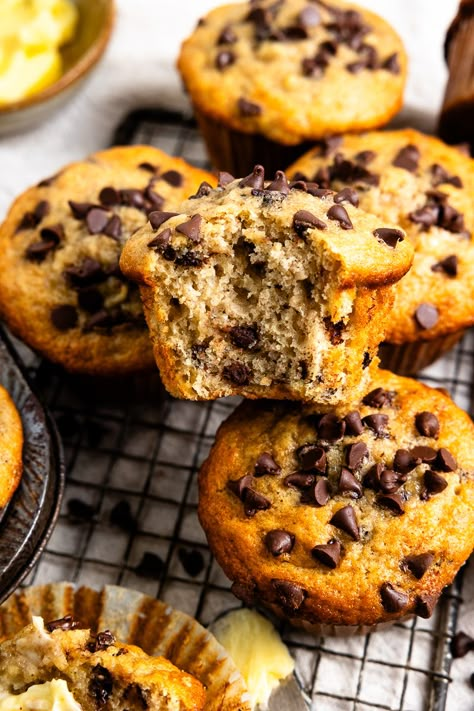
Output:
top-left (17, 108), bottom-right (473, 711)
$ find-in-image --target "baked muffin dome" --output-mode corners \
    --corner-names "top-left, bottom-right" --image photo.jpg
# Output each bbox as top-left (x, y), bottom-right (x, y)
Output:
top-left (198, 369), bottom-right (474, 630)
top-left (0, 384), bottom-right (23, 510)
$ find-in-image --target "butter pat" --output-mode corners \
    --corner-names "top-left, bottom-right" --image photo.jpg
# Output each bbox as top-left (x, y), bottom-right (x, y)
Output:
top-left (0, 0), bottom-right (78, 105)
top-left (0, 679), bottom-right (82, 710)
top-left (211, 608), bottom-right (294, 710)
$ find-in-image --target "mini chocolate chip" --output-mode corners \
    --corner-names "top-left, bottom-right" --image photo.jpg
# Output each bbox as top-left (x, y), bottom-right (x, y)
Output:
top-left (415, 593), bottom-right (438, 618)
top-left (265, 529), bottom-right (295, 556)
top-left (149, 211), bottom-right (179, 230)
top-left (363, 387), bottom-right (395, 408)
top-left (451, 631), bottom-right (474, 658)
top-left (415, 411), bottom-right (440, 438)
top-left (435, 447), bottom-right (457, 472)
top-left (135, 551), bottom-right (164, 579)
top-left (176, 214), bottom-right (203, 242)
top-left (344, 411), bottom-right (364, 435)
top-left (68, 200), bottom-right (95, 219)
top-left (297, 444), bottom-right (326, 473)
top-left (227, 474), bottom-right (254, 500)
top-left (230, 325), bottom-right (259, 349)
top-left (40, 224), bottom-right (64, 243)
top-left (402, 552), bottom-right (434, 579)
top-left (216, 50), bottom-right (236, 70)
top-left (255, 452), bottom-right (280, 476)
top-left (382, 52), bottom-right (400, 74)
top-left (86, 208), bottom-right (110, 235)
top-left (148, 229), bottom-right (172, 252)
top-left (272, 579), bottom-right (306, 611)
top-left (90, 665), bottom-right (113, 706)
top-left (393, 144), bottom-right (420, 173)
top-left (110, 500), bottom-right (137, 532)
top-left (244, 488), bottom-right (271, 517)
top-left (318, 414), bottom-right (346, 442)
top-left (223, 361), bottom-right (251, 385)
top-left (174, 251), bottom-right (205, 267)
top-left (90, 630), bottom-right (116, 652)
top-left (284, 472), bottom-right (315, 489)
top-left (218, 25), bottom-right (237, 44)
top-left (363, 414), bottom-right (388, 436)
top-left (330, 505), bottom-right (359, 540)
top-left (99, 186), bottom-right (120, 206)
top-left (346, 441), bottom-right (368, 470)
top-left (240, 165), bottom-right (265, 189)
top-left (338, 468), bottom-right (362, 498)
top-left (311, 540), bottom-right (341, 569)
top-left (379, 469), bottom-right (407, 494)
top-left (293, 209), bottom-right (327, 236)
top-left (161, 170), bottom-right (183, 187)
top-left (362, 462), bottom-right (383, 490)
top-left (267, 170), bottom-right (289, 194)
top-left (334, 187), bottom-right (359, 207)
top-left (376, 493), bottom-right (405, 515)
top-left (327, 204), bottom-right (353, 229)
top-left (178, 547), bottom-right (205, 577)
top-left (431, 255), bottom-right (458, 277)
top-left (415, 303), bottom-right (439, 330)
top-left (51, 305), bottom-right (78, 331)
top-left (380, 582), bottom-right (409, 613)
top-left (393, 449), bottom-right (421, 474)
top-left (373, 227), bottom-right (404, 248)
top-left (423, 470), bottom-right (448, 496)
top-left (46, 615), bottom-right (80, 633)
top-left (410, 446), bottom-right (437, 463)
top-left (238, 97), bottom-right (262, 117)
top-left (299, 5), bottom-right (320, 27)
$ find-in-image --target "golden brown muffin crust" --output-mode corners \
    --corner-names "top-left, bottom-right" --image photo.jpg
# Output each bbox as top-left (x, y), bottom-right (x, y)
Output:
top-left (0, 385), bottom-right (22, 510)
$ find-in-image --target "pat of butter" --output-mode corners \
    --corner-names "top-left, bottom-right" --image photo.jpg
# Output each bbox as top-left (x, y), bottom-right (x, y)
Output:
top-left (0, 679), bottom-right (82, 711)
top-left (211, 608), bottom-right (295, 710)
top-left (0, 0), bottom-right (78, 105)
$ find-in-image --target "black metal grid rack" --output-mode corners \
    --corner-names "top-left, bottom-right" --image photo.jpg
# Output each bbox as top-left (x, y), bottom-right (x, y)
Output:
top-left (17, 109), bottom-right (473, 711)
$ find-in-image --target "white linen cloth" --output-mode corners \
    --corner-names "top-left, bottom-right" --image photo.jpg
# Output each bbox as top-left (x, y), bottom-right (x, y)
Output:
top-left (0, 1), bottom-right (472, 708)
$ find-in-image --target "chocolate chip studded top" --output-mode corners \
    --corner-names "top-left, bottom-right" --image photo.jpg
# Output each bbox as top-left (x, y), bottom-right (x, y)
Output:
top-left (0, 146), bottom-right (214, 376)
top-left (289, 128), bottom-right (474, 345)
top-left (198, 369), bottom-right (474, 628)
top-left (121, 167), bottom-right (412, 405)
top-left (178, 0), bottom-right (407, 144)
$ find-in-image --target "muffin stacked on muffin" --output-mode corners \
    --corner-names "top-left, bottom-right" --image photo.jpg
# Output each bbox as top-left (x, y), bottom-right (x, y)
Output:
top-left (178, 0), bottom-right (407, 174)
top-left (0, 146), bottom-right (214, 376)
top-left (288, 129), bottom-right (474, 373)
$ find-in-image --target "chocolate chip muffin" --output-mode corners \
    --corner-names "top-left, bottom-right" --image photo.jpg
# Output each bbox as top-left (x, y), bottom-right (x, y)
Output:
top-left (0, 385), bottom-right (23, 510)
top-left (0, 615), bottom-right (206, 710)
top-left (198, 369), bottom-right (474, 631)
top-left (120, 166), bottom-right (413, 405)
top-left (178, 0), bottom-right (407, 175)
top-left (0, 146), bottom-right (214, 376)
top-left (288, 128), bottom-right (474, 374)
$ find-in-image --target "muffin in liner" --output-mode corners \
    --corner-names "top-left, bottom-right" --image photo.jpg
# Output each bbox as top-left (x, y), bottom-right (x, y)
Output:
top-left (0, 582), bottom-right (251, 711)
top-left (378, 331), bottom-right (466, 376)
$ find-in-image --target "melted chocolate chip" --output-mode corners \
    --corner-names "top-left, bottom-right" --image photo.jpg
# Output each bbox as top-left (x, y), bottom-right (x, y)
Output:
top-left (362, 414), bottom-right (388, 436)
top-left (293, 209), bottom-right (327, 236)
top-left (376, 492), bottom-right (405, 515)
top-left (90, 630), bottom-right (116, 652)
top-left (380, 582), bottom-right (409, 613)
top-left (393, 449), bottom-right (420, 474)
top-left (89, 665), bottom-right (113, 707)
top-left (334, 187), bottom-right (359, 207)
top-left (86, 208), bottom-right (110, 235)
top-left (265, 529), bottom-right (295, 556)
top-left (415, 411), bottom-right (440, 438)
top-left (311, 540), bottom-right (341, 569)
top-left (363, 387), bottom-right (395, 408)
top-left (435, 447), bottom-right (457, 472)
top-left (402, 552), bottom-right (434, 579)
top-left (46, 615), bottom-right (80, 633)
top-left (346, 441), bottom-right (368, 470)
top-left (161, 170), bottom-right (183, 187)
top-left (238, 97), bottom-right (262, 117)
top-left (240, 165), bottom-right (265, 189)
top-left (222, 361), bottom-right (251, 385)
top-left (327, 204), bottom-right (353, 229)
top-left (373, 227), bottom-right (404, 248)
top-left (230, 325), bottom-right (259, 349)
top-left (344, 411), bottom-right (364, 435)
top-left (318, 414), bottom-right (346, 442)
top-left (255, 452), bottom-right (280, 476)
top-left (330, 505), bottom-right (359, 540)
top-left (431, 255), bottom-right (458, 277)
top-left (51, 305), bottom-right (78, 331)
top-left (216, 50), bottom-right (236, 70)
top-left (272, 579), bottom-right (306, 611)
top-left (414, 303), bottom-right (439, 330)
top-left (297, 444), bottom-right (326, 473)
top-left (393, 144), bottom-right (420, 173)
top-left (338, 468), bottom-right (362, 498)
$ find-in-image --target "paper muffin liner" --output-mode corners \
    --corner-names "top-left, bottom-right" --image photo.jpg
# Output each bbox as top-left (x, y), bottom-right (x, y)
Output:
top-left (378, 330), bottom-right (466, 376)
top-left (194, 108), bottom-right (313, 177)
top-left (0, 582), bottom-right (251, 711)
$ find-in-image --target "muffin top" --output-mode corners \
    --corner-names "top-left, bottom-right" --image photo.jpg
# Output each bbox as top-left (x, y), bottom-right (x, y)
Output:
top-left (289, 129), bottom-right (474, 343)
top-left (198, 369), bottom-right (474, 627)
top-left (0, 146), bottom-right (214, 375)
top-left (178, 0), bottom-right (407, 144)
top-left (0, 385), bottom-right (23, 510)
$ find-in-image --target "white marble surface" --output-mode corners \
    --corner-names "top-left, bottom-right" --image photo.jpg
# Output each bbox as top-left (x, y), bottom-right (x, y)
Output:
top-left (0, 1), bottom-right (472, 708)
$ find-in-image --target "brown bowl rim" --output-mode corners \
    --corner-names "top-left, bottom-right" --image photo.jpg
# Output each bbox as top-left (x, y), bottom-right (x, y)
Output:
top-left (0, 0), bottom-right (115, 116)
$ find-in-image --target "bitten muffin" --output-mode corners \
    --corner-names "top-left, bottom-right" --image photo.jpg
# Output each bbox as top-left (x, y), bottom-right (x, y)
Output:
top-left (0, 146), bottom-right (214, 376)
top-left (198, 369), bottom-right (474, 631)
top-left (120, 166), bottom-right (413, 405)
top-left (0, 616), bottom-right (206, 710)
top-left (178, 0), bottom-right (407, 174)
top-left (288, 128), bottom-right (474, 373)
top-left (0, 385), bottom-right (23, 510)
